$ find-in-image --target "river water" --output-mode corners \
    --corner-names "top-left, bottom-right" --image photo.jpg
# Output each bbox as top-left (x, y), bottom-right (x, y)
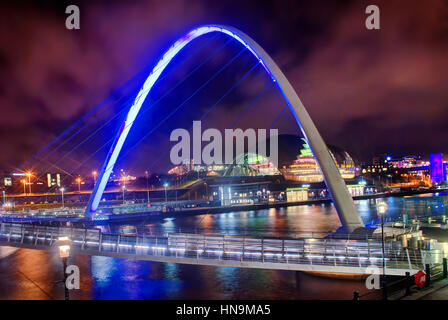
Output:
top-left (0, 193), bottom-right (446, 300)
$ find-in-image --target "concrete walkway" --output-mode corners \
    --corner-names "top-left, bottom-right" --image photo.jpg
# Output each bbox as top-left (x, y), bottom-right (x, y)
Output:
top-left (391, 278), bottom-right (448, 300)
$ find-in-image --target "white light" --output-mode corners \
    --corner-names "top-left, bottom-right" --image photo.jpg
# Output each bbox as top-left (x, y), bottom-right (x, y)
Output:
top-left (377, 202), bottom-right (387, 215)
top-left (58, 236), bottom-right (70, 258)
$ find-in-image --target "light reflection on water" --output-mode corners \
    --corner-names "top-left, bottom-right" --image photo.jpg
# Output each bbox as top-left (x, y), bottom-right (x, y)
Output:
top-left (0, 193), bottom-right (446, 300)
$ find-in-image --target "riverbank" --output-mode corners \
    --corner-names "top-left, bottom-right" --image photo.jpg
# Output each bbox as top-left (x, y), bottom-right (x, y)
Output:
top-left (79, 188), bottom-right (448, 225)
top-left (1, 188), bottom-right (445, 226)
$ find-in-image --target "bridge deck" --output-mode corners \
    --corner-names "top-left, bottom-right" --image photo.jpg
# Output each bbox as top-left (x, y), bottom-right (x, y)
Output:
top-left (0, 223), bottom-right (440, 276)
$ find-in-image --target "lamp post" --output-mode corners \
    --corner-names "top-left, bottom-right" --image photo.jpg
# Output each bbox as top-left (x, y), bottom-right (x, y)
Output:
top-left (21, 179), bottom-right (26, 195)
top-left (175, 176), bottom-right (179, 204)
top-left (377, 201), bottom-right (388, 300)
top-left (145, 170), bottom-right (150, 204)
top-left (92, 171), bottom-right (97, 184)
top-left (60, 187), bottom-right (65, 208)
top-left (26, 171), bottom-right (32, 195)
top-left (57, 236), bottom-right (71, 300)
top-left (122, 185), bottom-right (126, 204)
top-left (164, 183), bottom-right (168, 203)
top-left (121, 171), bottom-right (127, 189)
top-left (76, 177), bottom-right (81, 193)
top-left (2, 190), bottom-right (5, 205)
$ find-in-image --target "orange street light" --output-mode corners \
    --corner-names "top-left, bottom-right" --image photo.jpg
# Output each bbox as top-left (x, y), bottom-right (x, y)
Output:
top-left (60, 187), bottom-right (65, 207)
top-left (21, 179), bottom-right (26, 195)
top-left (25, 171), bottom-right (33, 195)
top-left (76, 177), bottom-right (82, 193)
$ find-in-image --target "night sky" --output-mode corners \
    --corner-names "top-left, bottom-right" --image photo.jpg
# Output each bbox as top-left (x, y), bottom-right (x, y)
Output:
top-left (0, 0), bottom-right (447, 175)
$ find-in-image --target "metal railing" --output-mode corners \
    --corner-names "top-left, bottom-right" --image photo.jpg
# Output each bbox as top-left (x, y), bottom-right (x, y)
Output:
top-left (0, 222), bottom-right (443, 274)
top-left (118, 225), bottom-right (371, 240)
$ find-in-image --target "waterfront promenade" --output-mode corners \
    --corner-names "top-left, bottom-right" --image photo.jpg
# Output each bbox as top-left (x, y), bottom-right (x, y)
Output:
top-left (1, 188), bottom-right (446, 226)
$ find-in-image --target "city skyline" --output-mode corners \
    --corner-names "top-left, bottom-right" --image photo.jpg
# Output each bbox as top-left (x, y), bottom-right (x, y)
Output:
top-left (1, 0), bottom-right (448, 304)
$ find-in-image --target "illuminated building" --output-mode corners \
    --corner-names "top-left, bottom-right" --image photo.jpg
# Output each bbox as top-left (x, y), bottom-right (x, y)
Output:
top-left (281, 139), bottom-right (358, 182)
top-left (223, 153), bottom-right (280, 177)
top-left (168, 164), bottom-right (189, 176)
top-left (388, 155), bottom-right (426, 169)
top-left (46, 173), bottom-right (61, 188)
top-left (192, 164), bottom-right (226, 174)
top-left (3, 176), bottom-right (12, 187)
top-left (430, 153), bottom-right (446, 184)
top-left (110, 171), bottom-right (136, 183)
top-left (210, 181), bottom-right (272, 205)
top-left (169, 154), bottom-right (281, 177)
top-left (286, 187), bottom-right (308, 202)
top-left (346, 184), bottom-right (364, 197)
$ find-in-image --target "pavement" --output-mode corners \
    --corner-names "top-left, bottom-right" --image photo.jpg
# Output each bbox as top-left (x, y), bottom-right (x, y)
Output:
top-left (390, 278), bottom-right (448, 300)
top-left (418, 280), bottom-right (448, 300)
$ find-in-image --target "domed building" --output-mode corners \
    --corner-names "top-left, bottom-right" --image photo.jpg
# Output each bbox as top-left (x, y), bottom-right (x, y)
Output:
top-left (223, 153), bottom-right (280, 177)
top-left (279, 136), bottom-right (359, 182)
top-left (199, 135), bottom-right (360, 205)
top-left (168, 134), bottom-right (359, 182)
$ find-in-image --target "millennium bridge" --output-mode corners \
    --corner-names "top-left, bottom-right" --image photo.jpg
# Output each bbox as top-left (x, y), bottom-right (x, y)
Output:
top-left (4, 25), bottom-right (446, 280)
top-left (1, 222), bottom-right (443, 276)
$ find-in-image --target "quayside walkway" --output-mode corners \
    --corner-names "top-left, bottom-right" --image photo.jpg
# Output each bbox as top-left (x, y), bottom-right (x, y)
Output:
top-left (0, 223), bottom-right (442, 276)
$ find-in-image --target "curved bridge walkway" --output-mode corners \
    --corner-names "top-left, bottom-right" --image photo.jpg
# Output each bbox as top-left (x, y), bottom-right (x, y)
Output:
top-left (0, 223), bottom-right (439, 276)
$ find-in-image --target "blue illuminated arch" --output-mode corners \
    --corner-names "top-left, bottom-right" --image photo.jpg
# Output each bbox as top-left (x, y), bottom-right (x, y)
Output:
top-left (86, 25), bottom-right (364, 232)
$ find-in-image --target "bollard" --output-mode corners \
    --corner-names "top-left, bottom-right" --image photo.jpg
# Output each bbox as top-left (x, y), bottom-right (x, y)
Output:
top-left (443, 258), bottom-right (447, 279)
top-left (405, 272), bottom-right (411, 296)
top-left (353, 291), bottom-right (359, 301)
top-left (425, 264), bottom-right (431, 287)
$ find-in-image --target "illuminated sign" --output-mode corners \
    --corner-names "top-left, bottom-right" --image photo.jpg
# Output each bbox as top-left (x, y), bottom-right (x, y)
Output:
top-left (4, 177), bottom-right (12, 187)
top-left (46, 173), bottom-right (62, 187)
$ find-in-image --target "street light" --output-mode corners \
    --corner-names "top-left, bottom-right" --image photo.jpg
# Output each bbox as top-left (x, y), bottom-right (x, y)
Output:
top-left (76, 177), bottom-right (81, 193)
top-left (377, 201), bottom-right (388, 300)
top-left (60, 187), bottom-right (65, 208)
top-left (92, 170), bottom-right (97, 184)
top-left (164, 183), bottom-right (168, 203)
top-left (121, 170), bottom-right (127, 189)
top-left (145, 170), bottom-right (150, 204)
top-left (57, 236), bottom-right (70, 300)
top-left (21, 179), bottom-right (26, 195)
top-left (122, 185), bottom-right (126, 204)
top-left (175, 177), bottom-right (178, 203)
top-left (26, 171), bottom-right (32, 195)
top-left (2, 190), bottom-right (5, 205)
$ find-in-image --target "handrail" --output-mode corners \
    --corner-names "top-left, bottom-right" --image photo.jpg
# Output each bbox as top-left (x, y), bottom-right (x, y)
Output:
top-left (0, 222), bottom-right (440, 275)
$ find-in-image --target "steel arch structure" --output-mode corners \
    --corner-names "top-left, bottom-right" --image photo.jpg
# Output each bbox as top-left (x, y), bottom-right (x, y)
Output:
top-left (85, 25), bottom-right (364, 232)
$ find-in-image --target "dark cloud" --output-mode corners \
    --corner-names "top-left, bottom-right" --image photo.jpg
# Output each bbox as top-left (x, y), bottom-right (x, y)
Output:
top-left (286, 0), bottom-right (448, 159)
top-left (0, 0), bottom-right (447, 174)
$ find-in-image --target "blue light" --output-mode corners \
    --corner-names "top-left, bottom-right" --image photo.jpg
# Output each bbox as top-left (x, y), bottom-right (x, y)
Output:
top-left (430, 153), bottom-right (444, 184)
top-left (86, 25), bottom-right (282, 214)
